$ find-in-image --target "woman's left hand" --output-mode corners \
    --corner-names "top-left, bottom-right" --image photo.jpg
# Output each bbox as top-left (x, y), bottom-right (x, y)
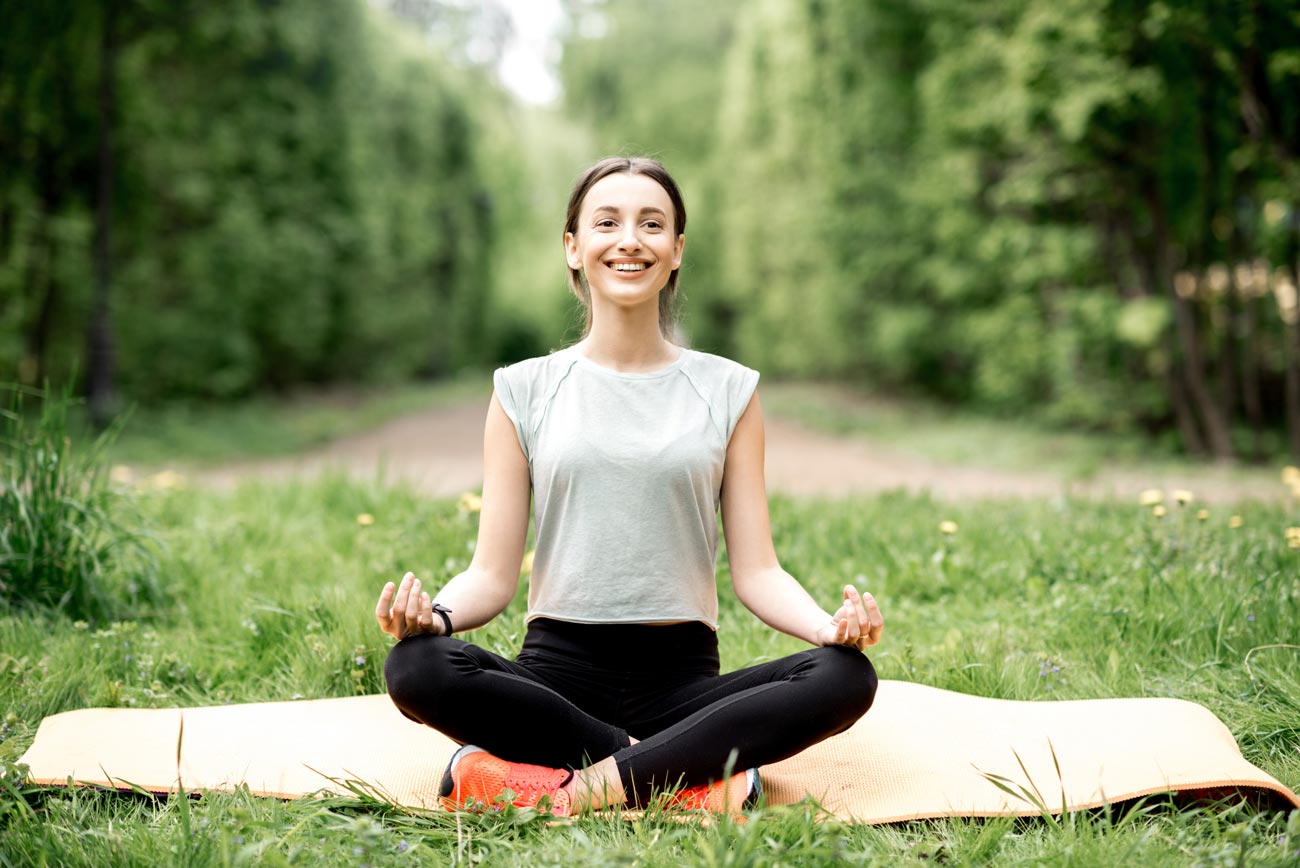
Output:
top-left (815, 585), bottom-right (883, 650)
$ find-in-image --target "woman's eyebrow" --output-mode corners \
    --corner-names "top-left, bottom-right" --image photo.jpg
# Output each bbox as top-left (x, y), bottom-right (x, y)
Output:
top-left (590, 205), bottom-right (668, 217)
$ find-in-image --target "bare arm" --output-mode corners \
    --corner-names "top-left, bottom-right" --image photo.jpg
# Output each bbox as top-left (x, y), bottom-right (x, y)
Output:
top-left (376, 390), bottom-right (531, 639)
top-left (720, 390), bottom-right (883, 649)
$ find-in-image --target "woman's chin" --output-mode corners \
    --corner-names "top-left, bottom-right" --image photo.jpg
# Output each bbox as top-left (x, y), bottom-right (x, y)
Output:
top-left (588, 284), bottom-right (664, 310)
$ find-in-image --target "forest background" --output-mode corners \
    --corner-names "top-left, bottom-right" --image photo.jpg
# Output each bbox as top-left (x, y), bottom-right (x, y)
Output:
top-left (3, 0), bottom-right (1300, 462)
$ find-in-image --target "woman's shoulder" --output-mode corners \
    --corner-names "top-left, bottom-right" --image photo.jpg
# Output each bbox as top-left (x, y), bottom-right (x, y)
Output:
top-left (497, 346), bottom-right (579, 374)
top-left (681, 348), bottom-right (760, 384)
top-left (493, 347), bottom-right (580, 404)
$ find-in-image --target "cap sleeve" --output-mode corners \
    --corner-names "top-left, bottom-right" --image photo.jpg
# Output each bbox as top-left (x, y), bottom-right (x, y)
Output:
top-left (493, 366), bottom-right (530, 461)
top-left (725, 366), bottom-right (761, 445)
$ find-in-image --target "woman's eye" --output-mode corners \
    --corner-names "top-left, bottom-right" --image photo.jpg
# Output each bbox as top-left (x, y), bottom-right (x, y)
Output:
top-left (595, 219), bottom-right (616, 229)
top-left (643, 221), bottom-right (663, 230)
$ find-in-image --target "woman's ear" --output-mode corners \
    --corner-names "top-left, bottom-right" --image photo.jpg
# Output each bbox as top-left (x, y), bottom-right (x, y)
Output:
top-left (672, 233), bottom-right (685, 270)
top-left (564, 231), bottom-right (581, 270)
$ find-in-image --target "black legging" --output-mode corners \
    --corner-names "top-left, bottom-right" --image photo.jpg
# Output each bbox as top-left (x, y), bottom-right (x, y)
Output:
top-left (384, 617), bottom-right (878, 803)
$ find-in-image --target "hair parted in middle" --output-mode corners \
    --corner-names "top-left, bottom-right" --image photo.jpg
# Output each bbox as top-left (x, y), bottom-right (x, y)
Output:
top-left (563, 156), bottom-right (687, 341)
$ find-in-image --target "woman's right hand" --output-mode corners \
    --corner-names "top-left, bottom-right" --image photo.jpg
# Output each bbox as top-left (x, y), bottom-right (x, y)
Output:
top-left (376, 572), bottom-right (438, 640)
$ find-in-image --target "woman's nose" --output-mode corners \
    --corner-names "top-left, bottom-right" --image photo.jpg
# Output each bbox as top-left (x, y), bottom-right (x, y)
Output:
top-left (618, 224), bottom-right (641, 250)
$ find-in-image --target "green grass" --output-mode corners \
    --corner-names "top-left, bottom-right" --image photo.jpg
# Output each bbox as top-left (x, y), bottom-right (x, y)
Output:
top-left (761, 381), bottom-right (1287, 486)
top-left (93, 372), bottom-right (492, 469)
top-left (2, 479), bottom-right (1299, 866)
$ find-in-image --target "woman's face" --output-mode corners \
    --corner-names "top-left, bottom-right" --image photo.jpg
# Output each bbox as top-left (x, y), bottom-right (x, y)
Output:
top-left (565, 172), bottom-right (684, 313)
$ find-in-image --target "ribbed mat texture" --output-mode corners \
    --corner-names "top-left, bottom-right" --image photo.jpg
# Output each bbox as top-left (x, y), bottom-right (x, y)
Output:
top-left (19, 680), bottom-right (1298, 822)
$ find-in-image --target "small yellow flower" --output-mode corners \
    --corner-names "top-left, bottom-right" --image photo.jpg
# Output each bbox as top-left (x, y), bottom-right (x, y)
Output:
top-left (1286, 527), bottom-right (1300, 541)
top-left (1228, 515), bottom-right (1244, 529)
top-left (1282, 465), bottom-right (1300, 484)
top-left (109, 465), bottom-right (134, 485)
top-left (1196, 509), bottom-right (1209, 521)
top-left (939, 520), bottom-right (958, 535)
top-left (1152, 505), bottom-right (1167, 518)
top-left (356, 513), bottom-right (374, 526)
top-left (520, 549), bottom-right (535, 574)
top-left (1290, 538), bottom-right (1300, 550)
top-left (148, 469), bottom-right (185, 490)
top-left (457, 492), bottom-right (482, 513)
top-left (1139, 489), bottom-right (1164, 506)
top-left (1172, 489), bottom-right (1193, 505)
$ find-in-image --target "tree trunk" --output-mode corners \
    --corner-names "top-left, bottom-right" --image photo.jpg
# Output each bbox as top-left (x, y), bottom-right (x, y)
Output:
top-left (19, 173), bottom-right (58, 385)
top-left (1199, 70), bottom-right (1237, 438)
top-left (1286, 205), bottom-right (1300, 460)
top-left (1128, 209), bottom-right (1206, 455)
top-left (1236, 269), bottom-right (1265, 460)
top-left (27, 210), bottom-right (58, 385)
top-left (1149, 187), bottom-right (1235, 458)
top-left (1228, 201), bottom-right (1265, 459)
top-left (87, 0), bottom-right (118, 429)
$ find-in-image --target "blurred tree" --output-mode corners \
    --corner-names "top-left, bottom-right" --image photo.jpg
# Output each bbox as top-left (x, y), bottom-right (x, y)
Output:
top-left (6, 0), bottom-right (1300, 458)
top-left (0, 2), bottom-right (100, 392)
top-left (2, 0), bottom-right (504, 403)
top-left (709, 0), bottom-right (1300, 457)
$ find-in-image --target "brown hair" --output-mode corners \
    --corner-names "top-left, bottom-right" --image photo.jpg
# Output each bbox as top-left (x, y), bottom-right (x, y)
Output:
top-left (564, 156), bottom-right (687, 340)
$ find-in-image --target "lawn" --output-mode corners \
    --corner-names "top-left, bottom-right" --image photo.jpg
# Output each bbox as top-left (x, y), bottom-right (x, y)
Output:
top-left (3, 466), bottom-right (1299, 865)
top-left (4, 383), bottom-right (1300, 866)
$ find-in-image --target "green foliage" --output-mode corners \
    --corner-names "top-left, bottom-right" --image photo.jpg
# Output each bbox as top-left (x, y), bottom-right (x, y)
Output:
top-left (562, 0), bottom-right (1300, 454)
top-left (0, 385), bottom-right (162, 621)
top-left (1, 1), bottom-right (502, 402)
top-left (7, 0), bottom-right (1300, 457)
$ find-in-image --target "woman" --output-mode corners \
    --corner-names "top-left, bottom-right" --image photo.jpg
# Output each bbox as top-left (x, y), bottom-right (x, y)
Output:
top-left (376, 156), bottom-right (883, 816)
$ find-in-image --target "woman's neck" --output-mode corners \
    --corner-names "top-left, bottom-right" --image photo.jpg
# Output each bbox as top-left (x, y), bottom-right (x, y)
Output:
top-left (577, 312), bottom-right (679, 373)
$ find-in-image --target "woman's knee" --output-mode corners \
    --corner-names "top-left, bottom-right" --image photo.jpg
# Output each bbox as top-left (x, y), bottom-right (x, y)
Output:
top-left (383, 633), bottom-right (458, 708)
top-left (808, 645), bottom-right (879, 719)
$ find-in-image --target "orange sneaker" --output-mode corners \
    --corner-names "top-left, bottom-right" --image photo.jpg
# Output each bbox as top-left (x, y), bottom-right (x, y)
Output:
top-left (665, 768), bottom-right (761, 814)
top-left (439, 746), bottom-right (573, 816)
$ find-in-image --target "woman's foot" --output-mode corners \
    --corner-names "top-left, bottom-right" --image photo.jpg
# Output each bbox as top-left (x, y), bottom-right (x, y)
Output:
top-left (439, 745), bottom-right (574, 816)
top-left (665, 768), bottom-right (761, 814)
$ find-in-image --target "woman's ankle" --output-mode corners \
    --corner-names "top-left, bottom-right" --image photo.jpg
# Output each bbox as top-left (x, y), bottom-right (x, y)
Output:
top-left (565, 757), bottom-right (627, 811)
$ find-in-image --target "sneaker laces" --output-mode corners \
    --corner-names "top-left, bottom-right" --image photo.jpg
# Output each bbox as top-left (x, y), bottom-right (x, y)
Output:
top-left (501, 765), bottom-right (571, 804)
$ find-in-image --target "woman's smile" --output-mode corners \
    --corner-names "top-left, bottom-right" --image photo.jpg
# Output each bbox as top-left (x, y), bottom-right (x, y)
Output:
top-left (606, 258), bottom-right (651, 275)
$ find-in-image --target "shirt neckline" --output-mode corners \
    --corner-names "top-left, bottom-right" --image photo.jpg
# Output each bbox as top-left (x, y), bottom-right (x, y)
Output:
top-left (566, 345), bottom-right (690, 380)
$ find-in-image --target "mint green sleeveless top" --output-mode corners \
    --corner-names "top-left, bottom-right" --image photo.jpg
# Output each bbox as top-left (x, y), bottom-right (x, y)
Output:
top-left (493, 346), bottom-right (760, 630)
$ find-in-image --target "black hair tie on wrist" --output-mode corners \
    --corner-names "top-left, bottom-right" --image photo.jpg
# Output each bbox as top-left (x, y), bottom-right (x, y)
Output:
top-left (431, 603), bottom-right (454, 636)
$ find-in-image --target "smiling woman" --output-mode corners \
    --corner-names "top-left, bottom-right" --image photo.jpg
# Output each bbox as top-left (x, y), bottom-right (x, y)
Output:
top-left (373, 156), bottom-right (884, 818)
top-left (562, 156), bottom-right (688, 343)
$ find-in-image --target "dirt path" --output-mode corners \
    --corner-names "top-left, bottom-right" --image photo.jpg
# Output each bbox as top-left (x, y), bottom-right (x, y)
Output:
top-left (197, 396), bottom-right (1280, 503)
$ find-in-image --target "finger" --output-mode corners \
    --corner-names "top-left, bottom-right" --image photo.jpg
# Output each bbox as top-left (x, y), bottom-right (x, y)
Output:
top-left (418, 591), bottom-right (433, 631)
top-left (375, 581), bottom-right (395, 626)
top-left (846, 585), bottom-right (871, 631)
top-left (841, 602), bottom-right (860, 641)
top-left (836, 617), bottom-right (850, 645)
top-left (404, 578), bottom-right (422, 630)
top-left (390, 573), bottom-right (414, 635)
top-left (862, 592), bottom-right (884, 643)
top-left (392, 572), bottom-right (413, 615)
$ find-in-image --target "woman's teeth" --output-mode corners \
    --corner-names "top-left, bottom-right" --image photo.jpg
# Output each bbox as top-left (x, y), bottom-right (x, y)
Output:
top-left (611, 262), bottom-right (647, 272)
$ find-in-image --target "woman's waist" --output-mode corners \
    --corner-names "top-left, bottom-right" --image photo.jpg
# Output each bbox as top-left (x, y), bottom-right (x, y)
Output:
top-left (519, 616), bottom-right (720, 675)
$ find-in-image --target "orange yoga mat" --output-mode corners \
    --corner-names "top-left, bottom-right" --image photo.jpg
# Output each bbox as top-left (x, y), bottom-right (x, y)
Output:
top-left (19, 680), bottom-right (1298, 822)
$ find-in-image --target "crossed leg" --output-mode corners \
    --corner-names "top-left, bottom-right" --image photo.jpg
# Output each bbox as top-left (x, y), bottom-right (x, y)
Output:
top-left (384, 631), bottom-right (877, 809)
